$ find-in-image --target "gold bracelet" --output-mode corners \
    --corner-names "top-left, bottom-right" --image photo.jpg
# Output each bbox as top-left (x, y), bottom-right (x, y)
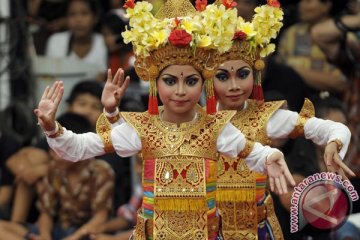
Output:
top-left (106, 112), bottom-right (121, 124)
top-left (328, 139), bottom-right (343, 153)
top-left (238, 140), bottom-right (255, 158)
top-left (96, 113), bottom-right (115, 153)
top-left (48, 121), bottom-right (64, 138)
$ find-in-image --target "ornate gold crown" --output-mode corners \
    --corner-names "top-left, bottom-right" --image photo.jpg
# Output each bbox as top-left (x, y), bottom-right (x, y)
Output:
top-left (219, 0), bottom-right (284, 101)
top-left (122, 0), bottom-right (239, 81)
top-left (220, 0), bottom-right (284, 68)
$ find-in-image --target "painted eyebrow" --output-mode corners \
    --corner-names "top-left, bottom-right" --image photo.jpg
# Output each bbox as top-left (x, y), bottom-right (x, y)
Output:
top-left (217, 66), bottom-right (251, 72)
top-left (160, 73), bottom-right (200, 78)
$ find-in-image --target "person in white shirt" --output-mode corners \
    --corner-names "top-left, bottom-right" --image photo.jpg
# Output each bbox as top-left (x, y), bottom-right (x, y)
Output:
top-left (45, 0), bottom-right (107, 81)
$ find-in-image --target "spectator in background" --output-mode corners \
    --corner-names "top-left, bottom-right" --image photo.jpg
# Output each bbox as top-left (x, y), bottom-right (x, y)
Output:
top-left (89, 155), bottom-right (143, 240)
top-left (0, 113), bottom-right (114, 240)
top-left (277, 0), bottom-right (349, 96)
top-left (28, 0), bottom-right (68, 55)
top-left (0, 132), bottom-right (21, 220)
top-left (311, 0), bottom-right (360, 175)
top-left (100, 12), bottom-right (134, 76)
top-left (45, 0), bottom-right (107, 82)
top-left (65, 80), bottom-right (103, 128)
top-left (311, 0), bottom-right (359, 77)
top-left (235, 0), bottom-right (259, 21)
top-left (6, 80), bottom-right (104, 223)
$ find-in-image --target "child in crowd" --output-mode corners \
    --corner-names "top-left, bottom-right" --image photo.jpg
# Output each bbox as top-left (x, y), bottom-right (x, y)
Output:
top-left (0, 113), bottom-right (115, 240)
top-left (45, 0), bottom-right (107, 81)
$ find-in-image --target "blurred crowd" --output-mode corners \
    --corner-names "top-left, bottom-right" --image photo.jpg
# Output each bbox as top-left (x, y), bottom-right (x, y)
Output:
top-left (0, 0), bottom-right (359, 239)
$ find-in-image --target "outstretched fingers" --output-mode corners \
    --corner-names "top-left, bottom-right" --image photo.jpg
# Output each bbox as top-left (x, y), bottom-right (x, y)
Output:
top-left (333, 154), bottom-right (355, 177)
top-left (53, 83), bottom-right (64, 107)
top-left (284, 167), bottom-right (296, 187)
top-left (106, 69), bottom-right (113, 84)
top-left (121, 76), bottom-right (130, 92)
top-left (275, 177), bottom-right (282, 194)
top-left (46, 81), bottom-right (59, 99)
top-left (269, 177), bottom-right (275, 192)
top-left (113, 68), bottom-right (125, 86)
top-left (280, 175), bottom-right (288, 194)
top-left (41, 86), bottom-right (50, 100)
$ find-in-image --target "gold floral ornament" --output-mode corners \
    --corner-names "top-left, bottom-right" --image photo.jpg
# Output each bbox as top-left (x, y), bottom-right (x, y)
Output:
top-left (219, 0), bottom-right (284, 102)
top-left (121, 0), bottom-right (239, 114)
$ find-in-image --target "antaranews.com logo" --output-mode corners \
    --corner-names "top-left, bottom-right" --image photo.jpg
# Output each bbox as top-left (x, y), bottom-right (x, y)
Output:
top-left (290, 172), bottom-right (359, 233)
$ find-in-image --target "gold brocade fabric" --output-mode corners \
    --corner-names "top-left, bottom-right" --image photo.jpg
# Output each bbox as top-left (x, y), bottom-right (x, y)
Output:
top-left (122, 106), bottom-right (235, 239)
top-left (217, 100), bottom-right (285, 240)
top-left (289, 98), bottom-right (315, 138)
top-left (121, 106), bottom-right (235, 160)
top-left (96, 113), bottom-right (115, 153)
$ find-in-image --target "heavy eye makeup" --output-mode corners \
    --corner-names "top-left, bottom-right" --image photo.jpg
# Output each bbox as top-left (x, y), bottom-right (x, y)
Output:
top-left (237, 67), bottom-right (251, 79)
top-left (161, 75), bottom-right (177, 86)
top-left (215, 67), bottom-right (252, 81)
top-left (185, 75), bottom-right (200, 86)
top-left (161, 74), bottom-right (200, 86)
top-left (215, 70), bottom-right (229, 82)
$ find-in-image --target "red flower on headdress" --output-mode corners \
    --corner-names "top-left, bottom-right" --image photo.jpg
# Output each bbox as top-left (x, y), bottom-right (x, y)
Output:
top-left (222, 0), bottom-right (237, 9)
top-left (196, 0), bottom-right (207, 12)
top-left (123, 0), bottom-right (135, 9)
top-left (233, 31), bottom-right (247, 40)
top-left (169, 29), bottom-right (192, 47)
top-left (267, 0), bottom-right (281, 7)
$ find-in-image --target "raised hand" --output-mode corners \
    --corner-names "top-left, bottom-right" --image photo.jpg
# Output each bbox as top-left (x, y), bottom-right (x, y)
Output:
top-left (102, 68), bottom-right (130, 113)
top-left (324, 141), bottom-right (356, 180)
top-left (34, 81), bottom-right (64, 132)
top-left (266, 151), bottom-right (296, 194)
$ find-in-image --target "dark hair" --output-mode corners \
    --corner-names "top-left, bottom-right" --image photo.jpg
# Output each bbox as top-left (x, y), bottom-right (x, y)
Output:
top-left (120, 97), bottom-right (146, 112)
top-left (313, 95), bottom-right (346, 119)
top-left (57, 112), bottom-right (93, 134)
top-left (320, 0), bottom-right (349, 17)
top-left (65, 0), bottom-right (99, 15)
top-left (66, 80), bottom-right (103, 104)
top-left (101, 12), bottom-right (128, 35)
top-left (101, 12), bottom-right (132, 51)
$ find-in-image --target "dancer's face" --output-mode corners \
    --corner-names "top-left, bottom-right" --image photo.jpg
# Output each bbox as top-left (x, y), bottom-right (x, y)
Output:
top-left (214, 60), bottom-right (254, 110)
top-left (157, 65), bottom-right (203, 121)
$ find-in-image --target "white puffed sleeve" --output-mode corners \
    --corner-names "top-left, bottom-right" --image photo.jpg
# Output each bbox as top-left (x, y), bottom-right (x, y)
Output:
top-left (217, 123), bottom-right (280, 173)
top-left (304, 118), bottom-right (350, 159)
top-left (47, 130), bottom-right (106, 162)
top-left (47, 123), bottom-right (142, 162)
top-left (266, 109), bottom-right (351, 158)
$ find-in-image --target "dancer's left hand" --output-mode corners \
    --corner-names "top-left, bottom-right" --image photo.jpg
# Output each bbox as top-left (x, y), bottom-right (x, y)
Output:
top-left (324, 141), bottom-right (355, 180)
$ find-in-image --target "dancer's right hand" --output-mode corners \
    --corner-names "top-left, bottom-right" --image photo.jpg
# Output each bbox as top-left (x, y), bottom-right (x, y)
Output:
top-left (34, 81), bottom-right (64, 132)
top-left (102, 68), bottom-right (130, 113)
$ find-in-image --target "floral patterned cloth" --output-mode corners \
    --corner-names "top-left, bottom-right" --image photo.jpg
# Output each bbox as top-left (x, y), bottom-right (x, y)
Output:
top-left (36, 159), bottom-right (115, 228)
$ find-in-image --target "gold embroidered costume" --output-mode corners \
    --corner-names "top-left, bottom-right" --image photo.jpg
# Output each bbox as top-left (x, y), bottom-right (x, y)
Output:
top-left (121, 106), bottom-right (234, 239)
top-left (217, 100), bottom-right (285, 239)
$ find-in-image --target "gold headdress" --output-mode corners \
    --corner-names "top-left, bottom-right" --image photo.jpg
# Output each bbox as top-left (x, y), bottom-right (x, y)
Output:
top-left (122, 0), bottom-right (239, 114)
top-left (219, 0), bottom-right (284, 101)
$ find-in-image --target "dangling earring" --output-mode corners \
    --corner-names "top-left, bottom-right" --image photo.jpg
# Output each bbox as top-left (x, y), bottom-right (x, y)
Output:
top-left (251, 59), bottom-right (265, 102)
